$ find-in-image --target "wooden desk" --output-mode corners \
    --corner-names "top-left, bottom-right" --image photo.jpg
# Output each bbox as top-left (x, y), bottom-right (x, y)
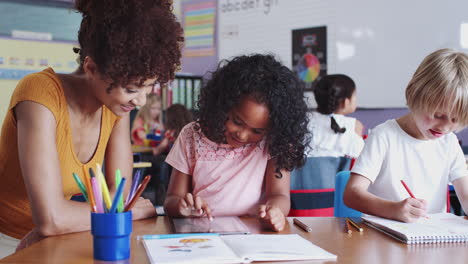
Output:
top-left (2, 217), bottom-right (468, 263)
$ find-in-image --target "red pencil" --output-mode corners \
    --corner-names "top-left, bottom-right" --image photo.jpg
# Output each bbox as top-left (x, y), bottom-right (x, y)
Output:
top-left (400, 180), bottom-right (416, 198)
top-left (124, 175), bottom-right (151, 212)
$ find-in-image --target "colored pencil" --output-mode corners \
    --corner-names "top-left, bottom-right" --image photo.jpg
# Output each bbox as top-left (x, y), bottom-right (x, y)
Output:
top-left (126, 170), bottom-right (141, 206)
top-left (400, 180), bottom-right (416, 198)
top-left (110, 177), bottom-right (127, 214)
top-left (96, 163), bottom-right (112, 212)
top-left (124, 175), bottom-right (151, 212)
top-left (346, 217), bottom-right (363, 232)
top-left (72, 172), bottom-right (88, 202)
top-left (90, 168), bottom-right (104, 213)
top-left (345, 218), bottom-right (352, 234)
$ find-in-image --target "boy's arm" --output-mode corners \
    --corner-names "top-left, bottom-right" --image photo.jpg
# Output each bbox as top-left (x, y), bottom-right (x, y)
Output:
top-left (344, 173), bottom-right (427, 222)
top-left (452, 176), bottom-right (468, 215)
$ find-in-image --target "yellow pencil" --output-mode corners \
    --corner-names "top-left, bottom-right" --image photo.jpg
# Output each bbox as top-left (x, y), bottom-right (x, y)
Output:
top-left (346, 217), bottom-right (363, 232)
top-left (97, 163), bottom-right (112, 212)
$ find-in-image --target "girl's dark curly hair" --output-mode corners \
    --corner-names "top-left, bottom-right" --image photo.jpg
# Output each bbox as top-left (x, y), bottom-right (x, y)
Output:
top-left (197, 54), bottom-right (309, 171)
top-left (74, 0), bottom-right (183, 87)
top-left (313, 74), bottom-right (356, 134)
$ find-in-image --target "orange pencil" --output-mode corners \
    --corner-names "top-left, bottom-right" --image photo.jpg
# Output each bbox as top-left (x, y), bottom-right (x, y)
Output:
top-left (124, 175), bottom-right (151, 212)
top-left (345, 218), bottom-right (352, 234)
top-left (82, 167), bottom-right (97, 212)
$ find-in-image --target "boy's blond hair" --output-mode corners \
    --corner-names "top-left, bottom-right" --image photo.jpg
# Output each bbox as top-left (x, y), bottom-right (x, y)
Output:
top-left (135, 93), bottom-right (162, 124)
top-left (406, 48), bottom-right (468, 128)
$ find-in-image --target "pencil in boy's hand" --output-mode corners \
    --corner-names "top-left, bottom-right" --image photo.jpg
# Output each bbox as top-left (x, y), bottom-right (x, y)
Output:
top-left (110, 177), bottom-right (127, 214)
top-left (346, 217), bottom-right (363, 232)
top-left (400, 180), bottom-right (416, 198)
top-left (124, 175), bottom-right (151, 212)
top-left (72, 172), bottom-right (89, 202)
top-left (345, 218), bottom-right (352, 234)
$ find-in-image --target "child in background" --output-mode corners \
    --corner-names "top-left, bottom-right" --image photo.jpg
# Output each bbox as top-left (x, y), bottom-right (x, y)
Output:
top-left (307, 74), bottom-right (364, 158)
top-left (152, 103), bottom-right (193, 156)
top-left (131, 93), bottom-right (164, 146)
top-left (344, 49), bottom-right (468, 222)
top-left (142, 104), bottom-right (193, 206)
top-left (164, 54), bottom-right (309, 231)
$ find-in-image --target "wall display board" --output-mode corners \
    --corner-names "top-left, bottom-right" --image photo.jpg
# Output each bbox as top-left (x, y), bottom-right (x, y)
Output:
top-left (292, 26), bottom-right (327, 90)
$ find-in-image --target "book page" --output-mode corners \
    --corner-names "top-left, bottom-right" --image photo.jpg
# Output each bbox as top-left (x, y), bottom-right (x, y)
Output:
top-left (172, 216), bottom-right (250, 234)
top-left (221, 234), bottom-right (337, 262)
top-left (142, 234), bottom-right (242, 264)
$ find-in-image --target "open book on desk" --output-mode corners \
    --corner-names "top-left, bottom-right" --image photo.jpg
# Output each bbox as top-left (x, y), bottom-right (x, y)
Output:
top-left (172, 216), bottom-right (250, 235)
top-left (140, 233), bottom-right (337, 264)
top-left (362, 213), bottom-right (468, 244)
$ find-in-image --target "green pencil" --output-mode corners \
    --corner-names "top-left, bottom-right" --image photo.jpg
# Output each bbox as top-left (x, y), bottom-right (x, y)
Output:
top-left (72, 172), bottom-right (89, 202)
top-left (115, 169), bottom-right (124, 212)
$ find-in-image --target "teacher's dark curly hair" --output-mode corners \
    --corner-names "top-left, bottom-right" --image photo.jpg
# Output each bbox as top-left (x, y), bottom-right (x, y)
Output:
top-left (74, 0), bottom-right (183, 88)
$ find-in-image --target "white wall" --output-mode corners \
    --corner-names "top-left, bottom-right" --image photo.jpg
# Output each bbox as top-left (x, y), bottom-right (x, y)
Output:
top-left (217, 0), bottom-right (468, 108)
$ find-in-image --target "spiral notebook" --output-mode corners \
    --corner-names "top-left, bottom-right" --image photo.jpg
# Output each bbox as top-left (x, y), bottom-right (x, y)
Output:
top-left (362, 213), bottom-right (468, 244)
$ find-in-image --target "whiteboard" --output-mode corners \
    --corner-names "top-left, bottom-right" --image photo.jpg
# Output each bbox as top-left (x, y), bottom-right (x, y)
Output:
top-left (217, 0), bottom-right (468, 108)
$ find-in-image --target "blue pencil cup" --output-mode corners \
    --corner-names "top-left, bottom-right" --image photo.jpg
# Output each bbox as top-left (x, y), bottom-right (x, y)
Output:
top-left (91, 211), bottom-right (132, 261)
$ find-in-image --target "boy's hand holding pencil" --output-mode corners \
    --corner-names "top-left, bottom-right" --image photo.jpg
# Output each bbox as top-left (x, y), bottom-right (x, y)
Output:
top-left (397, 180), bottom-right (428, 223)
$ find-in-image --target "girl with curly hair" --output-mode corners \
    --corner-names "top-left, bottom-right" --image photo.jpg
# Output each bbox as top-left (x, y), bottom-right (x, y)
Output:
top-left (0, 0), bottom-right (183, 252)
top-left (164, 54), bottom-right (309, 231)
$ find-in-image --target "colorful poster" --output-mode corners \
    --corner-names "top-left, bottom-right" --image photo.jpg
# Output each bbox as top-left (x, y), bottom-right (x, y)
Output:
top-left (183, 1), bottom-right (216, 57)
top-left (0, 37), bottom-right (78, 80)
top-left (291, 26), bottom-right (327, 90)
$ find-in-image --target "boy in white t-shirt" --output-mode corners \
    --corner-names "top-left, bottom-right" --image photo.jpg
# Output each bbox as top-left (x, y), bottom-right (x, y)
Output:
top-left (344, 49), bottom-right (468, 222)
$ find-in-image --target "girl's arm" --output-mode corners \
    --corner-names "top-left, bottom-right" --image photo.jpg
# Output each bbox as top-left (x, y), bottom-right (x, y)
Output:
top-left (104, 114), bottom-right (155, 220)
top-left (164, 168), bottom-right (212, 218)
top-left (16, 101), bottom-right (92, 237)
top-left (344, 173), bottom-right (427, 222)
top-left (258, 158), bottom-right (291, 231)
top-left (452, 176), bottom-right (468, 215)
top-left (355, 119), bottom-right (364, 136)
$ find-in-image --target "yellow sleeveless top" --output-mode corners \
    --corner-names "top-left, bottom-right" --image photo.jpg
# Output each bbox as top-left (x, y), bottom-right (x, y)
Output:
top-left (0, 68), bottom-right (119, 239)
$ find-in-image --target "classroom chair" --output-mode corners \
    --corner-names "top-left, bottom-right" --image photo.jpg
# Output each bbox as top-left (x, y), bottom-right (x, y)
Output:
top-left (289, 157), bottom-right (351, 217)
top-left (333, 170), bottom-right (362, 217)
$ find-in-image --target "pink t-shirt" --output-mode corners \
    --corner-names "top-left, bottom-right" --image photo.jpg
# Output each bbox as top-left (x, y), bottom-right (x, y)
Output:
top-left (165, 122), bottom-right (269, 216)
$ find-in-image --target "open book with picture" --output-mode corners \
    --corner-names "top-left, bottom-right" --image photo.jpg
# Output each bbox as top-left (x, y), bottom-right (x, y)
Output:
top-left (362, 213), bottom-right (468, 244)
top-left (140, 233), bottom-right (336, 264)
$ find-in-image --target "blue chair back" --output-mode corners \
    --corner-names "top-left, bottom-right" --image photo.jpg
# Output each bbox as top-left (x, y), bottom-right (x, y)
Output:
top-left (289, 157), bottom-right (351, 217)
top-left (333, 171), bottom-right (362, 217)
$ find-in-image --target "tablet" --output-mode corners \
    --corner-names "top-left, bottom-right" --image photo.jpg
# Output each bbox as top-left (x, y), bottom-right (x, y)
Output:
top-left (171, 216), bottom-right (250, 235)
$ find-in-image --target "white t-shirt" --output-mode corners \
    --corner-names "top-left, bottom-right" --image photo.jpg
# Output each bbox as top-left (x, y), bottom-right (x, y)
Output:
top-left (352, 119), bottom-right (467, 213)
top-left (306, 112), bottom-right (364, 158)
